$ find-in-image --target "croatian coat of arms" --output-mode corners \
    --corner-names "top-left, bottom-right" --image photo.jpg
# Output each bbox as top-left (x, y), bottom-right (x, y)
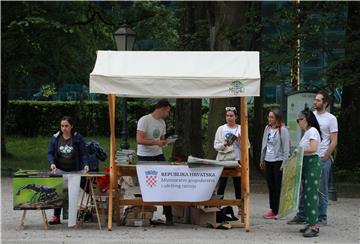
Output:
top-left (145, 170), bottom-right (158, 188)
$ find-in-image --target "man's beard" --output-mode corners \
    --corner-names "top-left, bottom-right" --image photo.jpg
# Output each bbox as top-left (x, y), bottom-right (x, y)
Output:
top-left (314, 104), bottom-right (325, 111)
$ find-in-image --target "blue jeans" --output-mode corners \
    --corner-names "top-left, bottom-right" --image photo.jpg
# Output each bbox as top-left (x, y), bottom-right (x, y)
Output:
top-left (297, 157), bottom-right (332, 221)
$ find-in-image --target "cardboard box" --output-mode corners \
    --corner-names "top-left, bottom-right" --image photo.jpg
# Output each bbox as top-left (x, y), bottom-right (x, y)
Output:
top-left (125, 218), bottom-right (150, 227)
top-left (172, 206), bottom-right (190, 224)
top-left (126, 211), bottom-right (153, 220)
top-left (189, 207), bottom-right (219, 226)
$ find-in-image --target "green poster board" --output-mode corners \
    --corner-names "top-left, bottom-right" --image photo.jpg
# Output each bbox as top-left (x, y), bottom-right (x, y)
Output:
top-left (13, 170), bottom-right (63, 210)
top-left (287, 92), bottom-right (316, 153)
top-left (278, 147), bottom-right (304, 218)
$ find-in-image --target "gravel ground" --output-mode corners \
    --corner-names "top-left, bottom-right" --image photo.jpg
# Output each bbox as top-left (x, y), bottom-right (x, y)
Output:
top-left (1, 177), bottom-right (359, 244)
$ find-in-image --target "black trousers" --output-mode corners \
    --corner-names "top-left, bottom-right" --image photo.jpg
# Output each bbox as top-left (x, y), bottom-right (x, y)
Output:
top-left (217, 168), bottom-right (241, 199)
top-left (265, 160), bottom-right (283, 215)
top-left (137, 154), bottom-right (172, 219)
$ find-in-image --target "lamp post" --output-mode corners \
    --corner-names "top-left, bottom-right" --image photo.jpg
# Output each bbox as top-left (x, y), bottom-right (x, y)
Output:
top-left (114, 24), bottom-right (136, 150)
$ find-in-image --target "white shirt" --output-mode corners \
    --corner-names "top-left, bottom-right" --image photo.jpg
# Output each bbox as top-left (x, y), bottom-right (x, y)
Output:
top-left (223, 125), bottom-right (241, 160)
top-left (136, 114), bottom-right (166, 157)
top-left (313, 111), bottom-right (338, 157)
top-left (265, 127), bottom-right (278, 162)
top-left (299, 127), bottom-right (321, 156)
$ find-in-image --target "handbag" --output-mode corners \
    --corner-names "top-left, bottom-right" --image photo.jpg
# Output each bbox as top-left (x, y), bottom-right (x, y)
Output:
top-left (217, 148), bottom-right (236, 161)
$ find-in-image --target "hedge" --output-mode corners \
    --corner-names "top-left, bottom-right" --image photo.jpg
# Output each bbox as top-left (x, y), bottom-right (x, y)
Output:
top-left (5, 100), bottom-right (340, 138)
top-left (5, 100), bottom-right (156, 137)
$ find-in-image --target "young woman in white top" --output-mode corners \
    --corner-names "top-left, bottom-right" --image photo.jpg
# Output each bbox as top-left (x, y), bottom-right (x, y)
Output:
top-left (214, 107), bottom-right (241, 205)
top-left (260, 107), bottom-right (290, 220)
top-left (295, 108), bottom-right (322, 238)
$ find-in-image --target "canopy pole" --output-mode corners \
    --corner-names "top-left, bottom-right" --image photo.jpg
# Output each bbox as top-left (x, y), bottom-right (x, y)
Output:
top-left (240, 97), bottom-right (250, 232)
top-left (107, 94), bottom-right (116, 231)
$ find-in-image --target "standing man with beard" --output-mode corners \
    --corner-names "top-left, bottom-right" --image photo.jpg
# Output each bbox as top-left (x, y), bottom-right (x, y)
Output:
top-left (288, 90), bottom-right (338, 226)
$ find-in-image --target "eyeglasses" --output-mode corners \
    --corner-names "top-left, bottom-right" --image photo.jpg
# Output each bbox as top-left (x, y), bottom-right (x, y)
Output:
top-left (296, 118), bottom-right (304, 123)
top-left (225, 107), bottom-right (237, 112)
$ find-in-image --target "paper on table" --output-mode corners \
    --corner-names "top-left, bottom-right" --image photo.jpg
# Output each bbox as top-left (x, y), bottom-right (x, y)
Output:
top-left (187, 155), bottom-right (239, 167)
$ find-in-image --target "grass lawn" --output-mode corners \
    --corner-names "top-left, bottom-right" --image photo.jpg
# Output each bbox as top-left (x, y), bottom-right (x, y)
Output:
top-left (1, 136), bottom-right (173, 175)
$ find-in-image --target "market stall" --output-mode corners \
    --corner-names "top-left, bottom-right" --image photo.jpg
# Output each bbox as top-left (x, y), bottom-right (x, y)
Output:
top-left (89, 51), bottom-right (260, 231)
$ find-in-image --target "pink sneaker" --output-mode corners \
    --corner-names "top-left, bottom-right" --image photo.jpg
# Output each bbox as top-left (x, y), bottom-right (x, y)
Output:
top-left (273, 214), bottom-right (279, 220)
top-left (262, 210), bottom-right (275, 219)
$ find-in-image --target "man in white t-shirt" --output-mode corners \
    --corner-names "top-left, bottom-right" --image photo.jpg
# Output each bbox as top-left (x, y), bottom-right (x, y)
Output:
top-left (136, 99), bottom-right (173, 224)
top-left (288, 90), bottom-right (338, 226)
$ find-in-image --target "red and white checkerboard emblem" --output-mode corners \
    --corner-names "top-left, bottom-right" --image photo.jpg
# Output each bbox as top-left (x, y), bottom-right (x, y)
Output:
top-left (146, 175), bottom-right (157, 187)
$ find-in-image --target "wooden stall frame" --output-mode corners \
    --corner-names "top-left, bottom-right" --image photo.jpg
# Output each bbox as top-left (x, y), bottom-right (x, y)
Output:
top-left (107, 95), bottom-right (251, 231)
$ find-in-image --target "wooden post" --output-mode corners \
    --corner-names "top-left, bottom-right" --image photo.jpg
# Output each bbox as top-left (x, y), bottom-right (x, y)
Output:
top-left (107, 94), bottom-right (116, 231)
top-left (240, 97), bottom-right (250, 232)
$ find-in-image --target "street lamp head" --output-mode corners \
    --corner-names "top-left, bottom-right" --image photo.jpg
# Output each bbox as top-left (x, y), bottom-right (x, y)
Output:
top-left (113, 24), bottom-right (137, 51)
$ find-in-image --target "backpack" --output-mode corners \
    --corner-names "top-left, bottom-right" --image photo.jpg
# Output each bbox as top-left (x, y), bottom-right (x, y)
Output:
top-left (86, 140), bottom-right (107, 161)
top-left (85, 140), bottom-right (107, 172)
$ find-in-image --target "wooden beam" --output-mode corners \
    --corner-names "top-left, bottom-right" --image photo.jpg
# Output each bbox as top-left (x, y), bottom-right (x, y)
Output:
top-left (240, 97), bottom-right (250, 232)
top-left (107, 94), bottom-right (116, 231)
top-left (118, 199), bottom-right (243, 206)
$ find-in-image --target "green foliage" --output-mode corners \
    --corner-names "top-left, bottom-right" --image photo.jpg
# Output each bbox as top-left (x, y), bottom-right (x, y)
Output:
top-left (261, 1), bottom-right (347, 85)
top-left (126, 2), bottom-right (180, 50)
top-left (1, 1), bottom-right (180, 99)
top-left (5, 100), bottom-right (173, 137)
top-left (1, 1), bottom-right (114, 94)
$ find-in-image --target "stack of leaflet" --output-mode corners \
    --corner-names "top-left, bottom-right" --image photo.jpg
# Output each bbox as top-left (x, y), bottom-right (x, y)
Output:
top-left (115, 149), bottom-right (137, 165)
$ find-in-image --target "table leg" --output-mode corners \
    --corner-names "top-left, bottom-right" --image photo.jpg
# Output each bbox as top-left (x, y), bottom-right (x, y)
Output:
top-left (41, 210), bottom-right (48, 230)
top-left (89, 177), bottom-right (102, 230)
top-left (77, 178), bottom-right (89, 227)
top-left (16, 210), bottom-right (27, 230)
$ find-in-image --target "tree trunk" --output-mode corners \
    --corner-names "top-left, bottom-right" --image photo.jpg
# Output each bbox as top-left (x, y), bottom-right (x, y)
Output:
top-left (250, 2), bottom-right (263, 171)
top-left (206, 2), bottom-right (252, 159)
top-left (1, 78), bottom-right (8, 157)
top-left (335, 2), bottom-right (360, 172)
top-left (172, 2), bottom-right (207, 161)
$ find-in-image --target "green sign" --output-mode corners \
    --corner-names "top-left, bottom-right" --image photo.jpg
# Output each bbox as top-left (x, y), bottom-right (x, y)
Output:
top-left (287, 92), bottom-right (316, 153)
top-left (278, 147), bottom-right (304, 218)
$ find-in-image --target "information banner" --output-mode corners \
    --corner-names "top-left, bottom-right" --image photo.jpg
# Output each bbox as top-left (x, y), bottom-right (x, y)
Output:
top-left (287, 92), bottom-right (316, 152)
top-left (278, 147), bottom-right (304, 218)
top-left (136, 165), bottom-right (223, 202)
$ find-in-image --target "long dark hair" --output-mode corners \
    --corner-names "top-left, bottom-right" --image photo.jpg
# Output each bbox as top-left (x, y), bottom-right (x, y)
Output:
top-left (300, 108), bottom-right (322, 140)
top-left (60, 116), bottom-right (75, 135)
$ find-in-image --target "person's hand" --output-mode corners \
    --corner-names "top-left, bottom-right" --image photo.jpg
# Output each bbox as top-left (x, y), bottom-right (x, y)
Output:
top-left (50, 163), bottom-right (57, 174)
top-left (293, 148), bottom-right (298, 156)
top-left (280, 165), bottom-right (284, 171)
top-left (321, 152), bottom-right (330, 161)
top-left (237, 135), bottom-right (242, 144)
top-left (157, 140), bottom-right (167, 147)
top-left (84, 165), bottom-right (89, 173)
top-left (260, 161), bottom-right (265, 170)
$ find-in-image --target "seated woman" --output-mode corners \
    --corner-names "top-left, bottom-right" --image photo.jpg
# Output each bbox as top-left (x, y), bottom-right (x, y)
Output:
top-left (47, 116), bottom-right (89, 225)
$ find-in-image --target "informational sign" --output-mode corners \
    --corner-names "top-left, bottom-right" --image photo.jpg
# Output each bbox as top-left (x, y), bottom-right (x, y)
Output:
top-left (278, 147), bottom-right (304, 218)
top-left (287, 92), bottom-right (316, 152)
top-left (136, 165), bottom-right (223, 202)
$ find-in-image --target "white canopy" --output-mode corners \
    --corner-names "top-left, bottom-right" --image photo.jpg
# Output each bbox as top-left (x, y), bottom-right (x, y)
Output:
top-left (90, 51), bottom-right (260, 98)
